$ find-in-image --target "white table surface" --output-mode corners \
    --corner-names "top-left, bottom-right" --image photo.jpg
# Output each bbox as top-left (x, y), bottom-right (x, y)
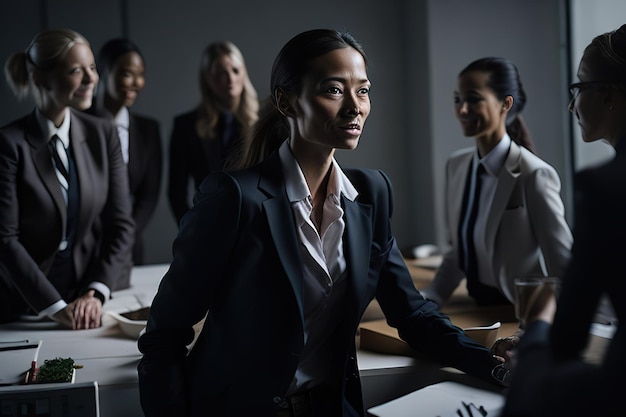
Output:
top-left (3, 264), bottom-right (482, 416)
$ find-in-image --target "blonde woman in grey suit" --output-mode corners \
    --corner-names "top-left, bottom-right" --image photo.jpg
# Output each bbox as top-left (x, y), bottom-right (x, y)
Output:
top-left (421, 57), bottom-right (573, 307)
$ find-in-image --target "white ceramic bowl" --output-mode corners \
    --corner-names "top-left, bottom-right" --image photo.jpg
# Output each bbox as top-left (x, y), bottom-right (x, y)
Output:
top-left (108, 307), bottom-right (150, 339)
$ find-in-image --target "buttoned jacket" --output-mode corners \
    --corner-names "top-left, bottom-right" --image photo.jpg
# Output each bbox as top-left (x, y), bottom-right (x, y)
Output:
top-left (138, 151), bottom-right (496, 417)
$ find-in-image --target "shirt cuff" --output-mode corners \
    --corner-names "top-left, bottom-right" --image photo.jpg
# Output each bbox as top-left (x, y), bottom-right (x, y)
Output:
top-left (87, 282), bottom-right (111, 304)
top-left (39, 300), bottom-right (68, 320)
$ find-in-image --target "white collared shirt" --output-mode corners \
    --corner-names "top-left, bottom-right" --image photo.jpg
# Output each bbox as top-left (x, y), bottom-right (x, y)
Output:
top-left (32, 108), bottom-right (110, 319)
top-left (278, 139), bottom-right (358, 392)
top-left (113, 107), bottom-right (130, 164)
top-left (470, 134), bottom-right (511, 288)
top-left (36, 108), bottom-right (71, 202)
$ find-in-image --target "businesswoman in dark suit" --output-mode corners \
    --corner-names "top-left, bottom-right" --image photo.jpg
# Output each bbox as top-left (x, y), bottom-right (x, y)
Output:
top-left (138, 29), bottom-right (504, 417)
top-left (420, 57), bottom-right (573, 307)
top-left (91, 38), bottom-right (163, 265)
top-left (0, 29), bottom-right (134, 329)
top-left (167, 41), bottom-right (259, 225)
top-left (503, 23), bottom-right (626, 417)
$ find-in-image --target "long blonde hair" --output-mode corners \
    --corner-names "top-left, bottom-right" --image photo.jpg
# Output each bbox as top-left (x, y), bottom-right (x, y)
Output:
top-left (5, 28), bottom-right (89, 107)
top-left (195, 41), bottom-right (259, 140)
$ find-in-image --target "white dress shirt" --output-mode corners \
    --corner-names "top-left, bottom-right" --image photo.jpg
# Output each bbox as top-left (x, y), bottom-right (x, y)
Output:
top-left (278, 140), bottom-right (358, 393)
top-left (469, 134), bottom-right (511, 288)
top-left (113, 107), bottom-right (130, 164)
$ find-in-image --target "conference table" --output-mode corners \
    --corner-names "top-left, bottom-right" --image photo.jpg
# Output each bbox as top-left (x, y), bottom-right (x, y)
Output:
top-left (0, 260), bottom-right (614, 416)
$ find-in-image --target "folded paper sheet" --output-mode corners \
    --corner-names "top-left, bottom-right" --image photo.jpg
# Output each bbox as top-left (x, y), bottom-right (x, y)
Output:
top-left (368, 381), bottom-right (504, 417)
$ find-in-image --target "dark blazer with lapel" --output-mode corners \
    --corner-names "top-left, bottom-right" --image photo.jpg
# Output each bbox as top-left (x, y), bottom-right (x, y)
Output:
top-left (167, 109), bottom-right (242, 225)
top-left (0, 109), bottom-right (134, 321)
top-left (138, 152), bottom-right (496, 417)
top-left (503, 140), bottom-right (626, 417)
top-left (127, 113), bottom-right (162, 265)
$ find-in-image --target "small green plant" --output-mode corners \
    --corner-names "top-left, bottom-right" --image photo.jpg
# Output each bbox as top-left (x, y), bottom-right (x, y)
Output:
top-left (36, 357), bottom-right (76, 383)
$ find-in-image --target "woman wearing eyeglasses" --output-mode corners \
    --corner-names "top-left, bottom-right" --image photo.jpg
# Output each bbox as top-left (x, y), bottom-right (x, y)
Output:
top-left (420, 57), bottom-right (573, 309)
top-left (503, 24), bottom-right (626, 417)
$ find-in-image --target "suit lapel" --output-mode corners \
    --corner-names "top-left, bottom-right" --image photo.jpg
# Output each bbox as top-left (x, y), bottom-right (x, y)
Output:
top-left (127, 114), bottom-right (139, 190)
top-left (485, 141), bottom-right (522, 251)
top-left (26, 112), bottom-right (67, 225)
top-left (68, 111), bottom-right (91, 241)
top-left (449, 152), bottom-right (473, 247)
top-left (342, 196), bottom-right (373, 319)
top-left (258, 155), bottom-right (306, 325)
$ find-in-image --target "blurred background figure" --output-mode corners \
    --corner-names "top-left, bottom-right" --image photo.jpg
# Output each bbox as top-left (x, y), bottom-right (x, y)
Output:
top-left (167, 41), bottom-right (259, 225)
top-left (91, 38), bottom-right (162, 265)
top-left (420, 57), bottom-right (572, 308)
top-left (0, 28), bottom-right (134, 329)
top-left (502, 23), bottom-right (626, 417)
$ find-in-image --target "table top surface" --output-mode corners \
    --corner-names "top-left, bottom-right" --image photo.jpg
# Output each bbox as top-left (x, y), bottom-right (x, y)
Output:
top-left (0, 260), bottom-right (613, 389)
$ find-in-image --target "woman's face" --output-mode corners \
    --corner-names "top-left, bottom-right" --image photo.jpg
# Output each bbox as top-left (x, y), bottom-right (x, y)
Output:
top-left (569, 48), bottom-right (608, 143)
top-left (206, 53), bottom-right (245, 105)
top-left (42, 42), bottom-right (98, 111)
top-left (454, 70), bottom-right (507, 141)
top-left (106, 51), bottom-right (145, 109)
top-left (288, 46), bottom-right (371, 152)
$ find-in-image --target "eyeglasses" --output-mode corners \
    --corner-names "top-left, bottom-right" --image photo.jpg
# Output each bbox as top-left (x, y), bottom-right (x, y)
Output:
top-left (568, 81), bottom-right (610, 99)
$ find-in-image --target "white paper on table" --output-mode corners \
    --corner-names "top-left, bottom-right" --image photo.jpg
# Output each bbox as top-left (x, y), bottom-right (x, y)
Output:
top-left (367, 381), bottom-right (505, 417)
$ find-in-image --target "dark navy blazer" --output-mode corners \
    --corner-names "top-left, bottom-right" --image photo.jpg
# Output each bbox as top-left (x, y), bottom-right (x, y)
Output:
top-left (138, 151), bottom-right (495, 417)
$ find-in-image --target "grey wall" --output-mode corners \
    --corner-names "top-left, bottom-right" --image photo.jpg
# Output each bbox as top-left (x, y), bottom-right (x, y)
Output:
top-left (570, 0), bottom-right (626, 170)
top-left (0, 0), bottom-right (573, 264)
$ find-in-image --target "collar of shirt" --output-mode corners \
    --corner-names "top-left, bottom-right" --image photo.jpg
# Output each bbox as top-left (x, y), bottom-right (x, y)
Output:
top-left (113, 106), bottom-right (130, 130)
top-left (474, 133), bottom-right (511, 178)
top-left (278, 139), bottom-right (358, 205)
top-left (36, 107), bottom-right (71, 149)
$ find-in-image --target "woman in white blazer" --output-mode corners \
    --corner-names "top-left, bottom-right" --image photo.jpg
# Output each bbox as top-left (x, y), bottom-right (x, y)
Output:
top-left (421, 57), bottom-right (573, 307)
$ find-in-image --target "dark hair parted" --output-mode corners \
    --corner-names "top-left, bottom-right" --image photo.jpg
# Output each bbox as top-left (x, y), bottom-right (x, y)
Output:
top-left (233, 29), bottom-right (367, 169)
top-left (586, 23), bottom-right (626, 84)
top-left (460, 57), bottom-right (536, 154)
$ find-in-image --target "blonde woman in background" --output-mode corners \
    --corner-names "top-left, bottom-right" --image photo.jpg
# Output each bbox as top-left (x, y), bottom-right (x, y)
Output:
top-left (167, 41), bottom-right (259, 225)
top-left (0, 29), bottom-right (134, 329)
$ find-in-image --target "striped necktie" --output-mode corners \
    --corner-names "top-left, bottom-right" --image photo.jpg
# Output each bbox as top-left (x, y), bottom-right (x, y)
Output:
top-left (48, 134), bottom-right (70, 191)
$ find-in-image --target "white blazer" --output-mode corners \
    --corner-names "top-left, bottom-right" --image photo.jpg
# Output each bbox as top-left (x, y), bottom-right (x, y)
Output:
top-left (422, 141), bottom-right (573, 304)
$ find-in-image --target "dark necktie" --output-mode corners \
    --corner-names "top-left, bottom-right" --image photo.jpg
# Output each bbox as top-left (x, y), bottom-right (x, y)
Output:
top-left (459, 163), bottom-right (507, 305)
top-left (461, 162), bottom-right (483, 283)
top-left (48, 134), bottom-right (78, 253)
top-left (48, 134), bottom-right (70, 192)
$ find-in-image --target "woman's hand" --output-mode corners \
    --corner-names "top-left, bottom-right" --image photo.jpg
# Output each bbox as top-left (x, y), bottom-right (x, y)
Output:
top-left (70, 290), bottom-right (102, 329)
top-left (53, 290), bottom-right (103, 329)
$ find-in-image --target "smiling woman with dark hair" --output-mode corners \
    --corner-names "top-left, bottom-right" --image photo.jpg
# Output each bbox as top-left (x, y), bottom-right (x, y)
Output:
top-left (420, 57), bottom-right (573, 308)
top-left (90, 38), bottom-right (162, 265)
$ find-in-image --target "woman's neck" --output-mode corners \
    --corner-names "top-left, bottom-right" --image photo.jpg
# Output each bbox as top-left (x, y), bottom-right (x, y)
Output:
top-left (39, 105), bottom-right (66, 128)
top-left (475, 128), bottom-right (505, 158)
top-left (103, 94), bottom-right (123, 117)
top-left (290, 140), bottom-right (334, 201)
